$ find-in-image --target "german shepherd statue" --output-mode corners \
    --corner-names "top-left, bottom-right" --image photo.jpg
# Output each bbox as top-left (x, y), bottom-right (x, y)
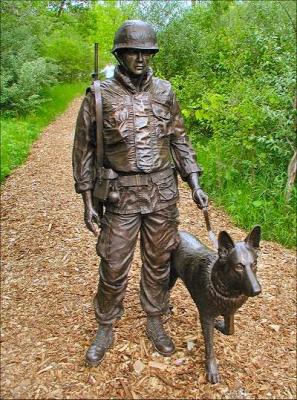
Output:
top-left (170, 226), bottom-right (262, 384)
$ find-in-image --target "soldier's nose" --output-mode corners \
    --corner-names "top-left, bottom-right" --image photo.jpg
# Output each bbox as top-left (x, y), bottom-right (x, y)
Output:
top-left (136, 52), bottom-right (144, 61)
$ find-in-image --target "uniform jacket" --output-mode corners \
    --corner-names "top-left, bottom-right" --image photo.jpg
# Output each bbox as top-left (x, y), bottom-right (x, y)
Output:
top-left (73, 66), bottom-right (201, 214)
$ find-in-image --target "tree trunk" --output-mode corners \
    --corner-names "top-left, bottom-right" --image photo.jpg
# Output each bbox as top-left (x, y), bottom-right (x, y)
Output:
top-left (285, 150), bottom-right (297, 202)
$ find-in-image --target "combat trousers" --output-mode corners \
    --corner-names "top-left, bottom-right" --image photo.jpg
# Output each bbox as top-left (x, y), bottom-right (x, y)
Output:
top-left (94, 204), bottom-right (180, 325)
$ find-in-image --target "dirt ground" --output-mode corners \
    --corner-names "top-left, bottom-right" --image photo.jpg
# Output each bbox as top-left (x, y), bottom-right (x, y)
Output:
top-left (1, 98), bottom-right (296, 400)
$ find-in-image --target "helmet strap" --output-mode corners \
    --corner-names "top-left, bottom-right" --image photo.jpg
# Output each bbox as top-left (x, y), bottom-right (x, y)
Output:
top-left (114, 51), bottom-right (124, 68)
top-left (114, 51), bottom-right (140, 78)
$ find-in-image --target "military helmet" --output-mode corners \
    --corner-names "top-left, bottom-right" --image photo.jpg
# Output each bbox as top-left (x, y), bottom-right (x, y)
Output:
top-left (112, 20), bottom-right (159, 54)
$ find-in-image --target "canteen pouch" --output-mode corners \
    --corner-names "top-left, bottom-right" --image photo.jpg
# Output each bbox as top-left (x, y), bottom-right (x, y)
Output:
top-left (93, 167), bottom-right (118, 202)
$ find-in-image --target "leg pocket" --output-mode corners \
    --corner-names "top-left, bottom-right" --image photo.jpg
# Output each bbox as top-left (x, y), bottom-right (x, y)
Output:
top-left (96, 215), bottom-right (111, 258)
top-left (156, 175), bottom-right (178, 201)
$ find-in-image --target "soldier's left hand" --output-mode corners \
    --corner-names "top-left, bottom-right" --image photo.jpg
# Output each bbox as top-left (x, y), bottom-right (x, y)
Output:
top-left (192, 188), bottom-right (208, 209)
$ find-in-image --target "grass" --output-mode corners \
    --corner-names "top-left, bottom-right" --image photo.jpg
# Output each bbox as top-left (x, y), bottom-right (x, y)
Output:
top-left (1, 82), bottom-right (88, 183)
top-left (196, 142), bottom-right (296, 249)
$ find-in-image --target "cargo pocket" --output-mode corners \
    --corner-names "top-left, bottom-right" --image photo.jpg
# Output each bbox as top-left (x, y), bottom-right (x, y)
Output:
top-left (96, 215), bottom-right (111, 259)
top-left (156, 174), bottom-right (178, 202)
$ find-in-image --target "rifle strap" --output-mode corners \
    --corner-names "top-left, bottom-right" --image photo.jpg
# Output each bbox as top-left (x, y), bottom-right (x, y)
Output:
top-left (93, 79), bottom-right (104, 174)
top-left (92, 79), bottom-right (104, 217)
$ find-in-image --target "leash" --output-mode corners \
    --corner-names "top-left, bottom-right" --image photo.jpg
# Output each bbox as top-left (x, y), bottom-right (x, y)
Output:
top-left (202, 207), bottom-right (218, 249)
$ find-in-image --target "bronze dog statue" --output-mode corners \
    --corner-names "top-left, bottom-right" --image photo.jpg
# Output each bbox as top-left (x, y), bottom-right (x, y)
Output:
top-left (170, 226), bottom-right (261, 383)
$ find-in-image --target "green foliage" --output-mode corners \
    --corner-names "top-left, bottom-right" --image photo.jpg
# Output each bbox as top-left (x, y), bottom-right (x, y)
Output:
top-left (1, 82), bottom-right (87, 182)
top-left (82, 1), bottom-right (137, 66)
top-left (1, 1), bottom-right (59, 116)
top-left (1, 58), bottom-right (58, 115)
top-left (42, 28), bottom-right (91, 82)
top-left (0, 0), bottom-right (136, 115)
top-left (196, 139), bottom-right (296, 247)
top-left (137, 0), bottom-right (188, 31)
top-left (154, 0), bottom-right (296, 247)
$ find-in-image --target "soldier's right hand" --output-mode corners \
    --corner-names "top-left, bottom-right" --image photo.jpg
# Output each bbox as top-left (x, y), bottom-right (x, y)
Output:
top-left (84, 206), bottom-right (100, 237)
top-left (82, 190), bottom-right (100, 237)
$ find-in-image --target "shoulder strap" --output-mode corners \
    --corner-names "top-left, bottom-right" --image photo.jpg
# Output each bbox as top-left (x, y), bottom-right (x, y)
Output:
top-left (92, 80), bottom-right (104, 217)
top-left (93, 80), bottom-right (104, 171)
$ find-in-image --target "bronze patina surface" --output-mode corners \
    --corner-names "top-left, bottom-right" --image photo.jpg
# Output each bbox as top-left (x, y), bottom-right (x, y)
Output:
top-left (170, 226), bottom-right (262, 384)
top-left (72, 20), bottom-right (208, 366)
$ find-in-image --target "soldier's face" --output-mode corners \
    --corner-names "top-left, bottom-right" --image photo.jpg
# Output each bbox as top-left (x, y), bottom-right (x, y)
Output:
top-left (119, 49), bottom-right (153, 75)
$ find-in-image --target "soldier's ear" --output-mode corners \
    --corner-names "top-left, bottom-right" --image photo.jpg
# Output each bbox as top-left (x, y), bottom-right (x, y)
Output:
top-left (245, 225), bottom-right (261, 249)
top-left (218, 231), bottom-right (235, 257)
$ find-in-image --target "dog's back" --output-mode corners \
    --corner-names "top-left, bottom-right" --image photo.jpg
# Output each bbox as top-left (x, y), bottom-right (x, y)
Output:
top-left (170, 231), bottom-right (217, 305)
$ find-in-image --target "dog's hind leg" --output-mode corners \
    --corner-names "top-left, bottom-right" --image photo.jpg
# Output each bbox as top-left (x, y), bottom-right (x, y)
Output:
top-left (200, 314), bottom-right (219, 384)
top-left (214, 314), bottom-right (235, 335)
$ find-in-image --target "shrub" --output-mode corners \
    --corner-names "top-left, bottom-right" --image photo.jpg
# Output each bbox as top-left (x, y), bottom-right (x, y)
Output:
top-left (154, 0), bottom-right (296, 247)
top-left (1, 58), bottom-right (58, 116)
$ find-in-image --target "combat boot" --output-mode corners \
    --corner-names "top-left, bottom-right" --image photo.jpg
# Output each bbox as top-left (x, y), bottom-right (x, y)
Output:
top-left (85, 324), bottom-right (114, 367)
top-left (146, 315), bottom-right (175, 356)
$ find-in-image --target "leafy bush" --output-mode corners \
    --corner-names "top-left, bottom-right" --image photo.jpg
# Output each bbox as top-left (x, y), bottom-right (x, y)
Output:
top-left (42, 28), bottom-right (91, 81)
top-left (154, 0), bottom-right (296, 247)
top-left (0, 1), bottom-right (59, 115)
top-left (0, 0), bottom-right (138, 115)
top-left (1, 58), bottom-right (58, 116)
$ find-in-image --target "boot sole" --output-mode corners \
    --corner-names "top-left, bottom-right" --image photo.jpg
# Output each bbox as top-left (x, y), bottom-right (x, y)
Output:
top-left (85, 336), bottom-right (114, 367)
top-left (146, 329), bottom-right (175, 357)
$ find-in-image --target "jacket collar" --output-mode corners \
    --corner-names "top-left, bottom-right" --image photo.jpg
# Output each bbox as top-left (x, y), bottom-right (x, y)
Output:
top-left (114, 65), bottom-right (153, 94)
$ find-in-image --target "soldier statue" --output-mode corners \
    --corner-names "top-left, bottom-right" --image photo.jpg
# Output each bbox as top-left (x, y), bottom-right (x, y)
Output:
top-left (72, 20), bottom-right (208, 366)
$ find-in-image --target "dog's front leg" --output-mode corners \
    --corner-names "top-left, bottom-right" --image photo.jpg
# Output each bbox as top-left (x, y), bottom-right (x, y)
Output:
top-left (200, 314), bottom-right (219, 384)
top-left (215, 314), bottom-right (234, 335)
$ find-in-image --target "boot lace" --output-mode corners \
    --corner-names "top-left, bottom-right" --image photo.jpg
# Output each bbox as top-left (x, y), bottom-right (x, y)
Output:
top-left (148, 318), bottom-right (169, 341)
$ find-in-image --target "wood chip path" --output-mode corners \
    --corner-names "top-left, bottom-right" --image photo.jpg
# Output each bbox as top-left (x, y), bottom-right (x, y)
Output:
top-left (1, 98), bottom-right (296, 399)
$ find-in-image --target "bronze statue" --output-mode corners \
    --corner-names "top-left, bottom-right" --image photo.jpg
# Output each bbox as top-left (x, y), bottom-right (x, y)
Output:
top-left (72, 20), bottom-right (208, 367)
top-left (170, 226), bottom-right (262, 383)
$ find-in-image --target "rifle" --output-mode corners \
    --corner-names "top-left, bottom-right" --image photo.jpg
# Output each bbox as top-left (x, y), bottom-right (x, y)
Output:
top-left (92, 43), bottom-right (99, 81)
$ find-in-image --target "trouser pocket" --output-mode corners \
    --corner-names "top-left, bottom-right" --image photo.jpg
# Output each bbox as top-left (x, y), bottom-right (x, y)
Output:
top-left (96, 214), bottom-right (110, 258)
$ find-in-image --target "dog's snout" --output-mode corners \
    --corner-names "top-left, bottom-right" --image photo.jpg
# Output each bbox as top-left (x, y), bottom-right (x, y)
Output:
top-left (250, 285), bottom-right (261, 297)
top-left (245, 266), bottom-right (261, 297)
top-left (248, 278), bottom-right (262, 296)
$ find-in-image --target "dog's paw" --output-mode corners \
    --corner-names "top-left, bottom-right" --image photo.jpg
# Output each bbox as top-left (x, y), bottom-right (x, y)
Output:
top-left (206, 371), bottom-right (220, 384)
top-left (206, 359), bottom-right (220, 384)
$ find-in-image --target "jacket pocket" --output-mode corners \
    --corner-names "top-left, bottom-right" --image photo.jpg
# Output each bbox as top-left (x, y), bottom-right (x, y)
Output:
top-left (151, 102), bottom-right (171, 138)
top-left (155, 173), bottom-right (178, 202)
top-left (104, 104), bottom-right (129, 128)
top-left (151, 102), bottom-right (171, 120)
top-left (103, 128), bottom-right (127, 146)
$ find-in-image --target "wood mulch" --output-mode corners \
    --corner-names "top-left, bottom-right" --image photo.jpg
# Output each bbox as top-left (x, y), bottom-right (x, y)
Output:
top-left (1, 98), bottom-right (296, 400)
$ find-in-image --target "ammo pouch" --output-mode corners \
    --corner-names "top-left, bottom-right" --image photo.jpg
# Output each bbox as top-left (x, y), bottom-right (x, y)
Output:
top-left (93, 167), bottom-right (118, 202)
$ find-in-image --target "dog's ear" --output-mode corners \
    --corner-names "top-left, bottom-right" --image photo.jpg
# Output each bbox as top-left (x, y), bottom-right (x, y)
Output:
top-left (218, 231), bottom-right (235, 257)
top-left (245, 225), bottom-right (261, 249)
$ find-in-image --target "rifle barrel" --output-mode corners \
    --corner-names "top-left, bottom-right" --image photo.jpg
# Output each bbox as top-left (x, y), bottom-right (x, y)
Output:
top-left (94, 43), bottom-right (99, 79)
